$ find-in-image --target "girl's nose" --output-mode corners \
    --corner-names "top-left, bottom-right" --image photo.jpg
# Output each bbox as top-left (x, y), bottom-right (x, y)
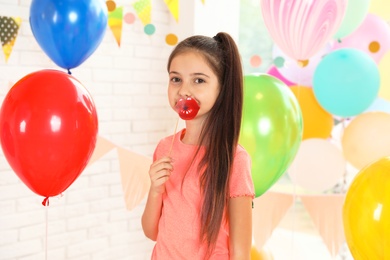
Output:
top-left (178, 84), bottom-right (190, 97)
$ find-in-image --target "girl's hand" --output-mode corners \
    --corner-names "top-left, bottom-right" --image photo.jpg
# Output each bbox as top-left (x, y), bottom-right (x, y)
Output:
top-left (149, 156), bottom-right (173, 194)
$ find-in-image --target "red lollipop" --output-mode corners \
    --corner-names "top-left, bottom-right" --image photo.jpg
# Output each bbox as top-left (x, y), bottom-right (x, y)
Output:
top-left (175, 97), bottom-right (200, 120)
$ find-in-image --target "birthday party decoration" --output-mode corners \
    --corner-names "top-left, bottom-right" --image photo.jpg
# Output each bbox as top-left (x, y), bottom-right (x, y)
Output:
top-left (290, 86), bottom-right (333, 140)
top-left (166, 33), bottom-right (178, 46)
top-left (343, 156), bottom-right (390, 259)
top-left (29, 0), bottom-right (108, 71)
top-left (132, 0), bottom-right (152, 25)
top-left (164, 0), bottom-right (179, 22)
top-left (333, 0), bottom-right (370, 39)
top-left (369, 0), bottom-right (390, 20)
top-left (378, 51), bottom-right (390, 101)
top-left (108, 6), bottom-right (124, 46)
top-left (261, 0), bottom-right (347, 61)
top-left (342, 112), bottom-right (390, 170)
top-left (0, 16), bottom-right (21, 62)
top-left (287, 138), bottom-right (345, 192)
top-left (313, 48), bottom-right (380, 117)
top-left (240, 74), bottom-right (302, 197)
top-left (301, 194), bottom-right (346, 258)
top-left (0, 70), bottom-right (98, 205)
top-left (332, 14), bottom-right (390, 64)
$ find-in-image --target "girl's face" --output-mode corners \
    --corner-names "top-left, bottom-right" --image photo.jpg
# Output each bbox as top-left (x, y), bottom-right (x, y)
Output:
top-left (168, 51), bottom-right (220, 121)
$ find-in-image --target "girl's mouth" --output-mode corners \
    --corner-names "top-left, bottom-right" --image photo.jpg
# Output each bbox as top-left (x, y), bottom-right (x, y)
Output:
top-left (175, 97), bottom-right (200, 120)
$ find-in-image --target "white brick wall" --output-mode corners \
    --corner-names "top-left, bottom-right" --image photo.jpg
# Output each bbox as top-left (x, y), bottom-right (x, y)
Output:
top-left (0, 0), bottom-right (178, 259)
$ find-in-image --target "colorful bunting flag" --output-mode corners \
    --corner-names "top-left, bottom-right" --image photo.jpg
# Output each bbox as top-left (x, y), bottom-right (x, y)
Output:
top-left (132, 0), bottom-right (151, 25)
top-left (164, 0), bottom-right (179, 22)
top-left (252, 192), bottom-right (295, 249)
top-left (0, 16), bottom-right (21, 62)
top-left (108, 7), bottom-right (124, 46)
top-left (117, 147), bottom-right (151, 210)
top-left (86, 135), bottom-right (151, 211)
top-left (300, 194), bottom-right (346, 257)
top-left (87, 136), bottom-right (116, 166)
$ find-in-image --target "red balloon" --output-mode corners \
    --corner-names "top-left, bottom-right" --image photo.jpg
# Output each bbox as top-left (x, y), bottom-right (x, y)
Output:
top-left (0, 70), bottom-right (98, 202)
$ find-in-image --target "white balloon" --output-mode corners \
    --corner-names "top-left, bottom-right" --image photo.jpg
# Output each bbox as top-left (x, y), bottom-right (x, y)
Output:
top-left (288, 138), bottom-right (346, 192)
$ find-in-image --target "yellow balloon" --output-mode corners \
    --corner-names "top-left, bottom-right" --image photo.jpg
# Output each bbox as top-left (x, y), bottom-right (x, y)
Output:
top-left (342, 112), bottom-right (390, 169)
top-left (369, 0), bottom-right (390, 21)
top-left (290, 86), bottom-right (333, 140)
top-left (378, 51), bottom-right (390, 101)
top-left (343, 156), bottom-right (390, 259)
top-left (251, 246), bottom-right (274, 260)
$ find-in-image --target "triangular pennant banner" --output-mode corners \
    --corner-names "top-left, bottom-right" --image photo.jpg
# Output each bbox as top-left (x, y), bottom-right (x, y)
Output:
top-left (87, 135), bottom-right (116, 166)
top-left (108, 6), bottom-right (123, 46)
top-left (117, 147), bottom-right (151, 210)
top-left (132, 0), bottom-right (151, 25)
top-left (252, 191), bottom-right (295, 249)
top-left (300, 194), bottom-right (346, 257)
top-left (164, 0), bottom-right (179, 22)
top-left (0, 16), bottom-right (21, 62)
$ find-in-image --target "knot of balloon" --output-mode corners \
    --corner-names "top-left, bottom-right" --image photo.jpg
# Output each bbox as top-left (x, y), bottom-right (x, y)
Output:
top-left (175, 97), bottom-right (200, 120)
top-left (42, 197), bottom-right (49, 206)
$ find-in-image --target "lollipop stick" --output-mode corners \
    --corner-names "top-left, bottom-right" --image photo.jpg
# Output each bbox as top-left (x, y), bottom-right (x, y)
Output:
top-left (168, 117), bottom-right (179, 156)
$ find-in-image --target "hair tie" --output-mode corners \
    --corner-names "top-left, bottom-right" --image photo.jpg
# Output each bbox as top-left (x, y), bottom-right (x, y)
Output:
top-left (213, 35), bottom-right (221, 43)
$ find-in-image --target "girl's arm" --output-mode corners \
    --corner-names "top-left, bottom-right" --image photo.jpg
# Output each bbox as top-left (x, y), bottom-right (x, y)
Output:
top-left (229, 196), bottom-right (253, 260)
top-left (141, 156), bottom-right (173, 241)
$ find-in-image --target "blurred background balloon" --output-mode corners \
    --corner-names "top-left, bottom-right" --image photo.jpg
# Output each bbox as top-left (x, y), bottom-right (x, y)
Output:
top-left (287, 138), bottom-right (346, 192)
top-left (343, 156), bottom-right (390, 259)
top-left (365, 97), bottom-right (390, 114)
top-left (342, 112), bottom-right (390, 170)
top-left (378, 50), bottom-right (390, 101)
top-left (266, 65), bottom-right (295, 87)
top-left (369, 0), bottom-right (390, 20)
top-left (333, 0), bottom-right (370, 39)
top-left (313, 48), bottom-right (380, 117)
top-left (30, 0), bottom-right (108, 71)
top-left (261, 0), bottom-right (347, 61)
top-left (272, 43), bottom-right (331, 87)
top-left (0, 70), bottom-right (98, 201)
top-left (240, 74), bottom-right (303, 197)
top-left (251, 246), bottom-right (274, 260)
top-left (290, 86), bottom-right (333, 140)
top-left (332, 14), bottom-right (390, 64)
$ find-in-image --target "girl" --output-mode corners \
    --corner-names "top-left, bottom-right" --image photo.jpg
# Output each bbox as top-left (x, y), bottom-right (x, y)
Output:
top-left (142, 32), bottom-right (255, 259)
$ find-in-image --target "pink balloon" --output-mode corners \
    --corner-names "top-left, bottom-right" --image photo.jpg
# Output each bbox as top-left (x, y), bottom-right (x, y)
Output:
top-left (332, 14), bottom-right (390, 64)
top-left (266, 65), bottom-right (295, 86)
top-left (261, 0), bottom-right (347, 61)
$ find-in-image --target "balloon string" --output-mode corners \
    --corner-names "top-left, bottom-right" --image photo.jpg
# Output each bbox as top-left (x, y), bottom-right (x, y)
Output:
top-left (341, 118), bottom-right (348, 193)
top-left (45, 199), bottom-right (49, 260)
top-left (42, 197), bottom-right (49, 206)
top-left (168, 118), bottom-right (179, 157)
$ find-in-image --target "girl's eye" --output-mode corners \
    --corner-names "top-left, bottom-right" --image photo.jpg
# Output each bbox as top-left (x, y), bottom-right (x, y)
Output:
top-left (195, 78), bottom-right (205, 84)
top-left (171, 77), bottom-right (181, 83)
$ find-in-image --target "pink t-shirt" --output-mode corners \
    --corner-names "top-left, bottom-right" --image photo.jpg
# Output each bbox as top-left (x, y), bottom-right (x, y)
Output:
top-left (151, 129), bottom-right (255, 259)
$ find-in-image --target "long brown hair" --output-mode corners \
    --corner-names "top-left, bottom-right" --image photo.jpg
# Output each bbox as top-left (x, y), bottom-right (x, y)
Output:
top-left (167, 32), bottom-right (243, 251)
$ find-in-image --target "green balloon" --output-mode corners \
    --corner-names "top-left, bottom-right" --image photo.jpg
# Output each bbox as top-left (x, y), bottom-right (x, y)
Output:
top-left (334, 0), bottom-right (370, 39)
top-left (239, 74), bottom-right (303, 197)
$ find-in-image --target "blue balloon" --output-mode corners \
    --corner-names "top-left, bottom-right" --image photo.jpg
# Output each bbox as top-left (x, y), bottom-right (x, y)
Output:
top-left (313, 48), bottom-right (380, 117)
top-left (30, 0), bottom-right (108, 70)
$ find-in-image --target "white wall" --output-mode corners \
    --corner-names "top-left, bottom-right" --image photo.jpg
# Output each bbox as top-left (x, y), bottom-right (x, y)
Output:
top-left (0, 0), bottom-right (240, 259)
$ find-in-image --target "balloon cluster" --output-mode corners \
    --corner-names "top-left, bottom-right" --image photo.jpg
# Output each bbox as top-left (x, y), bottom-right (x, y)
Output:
top-left (0, 0), bottom-right (107, 205)
top-left (258, 0), bottom-right (390, 258)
